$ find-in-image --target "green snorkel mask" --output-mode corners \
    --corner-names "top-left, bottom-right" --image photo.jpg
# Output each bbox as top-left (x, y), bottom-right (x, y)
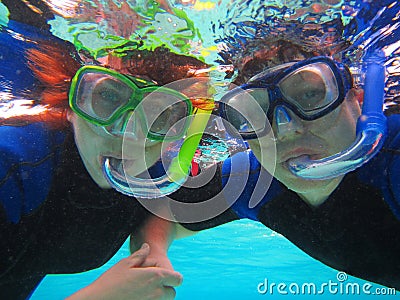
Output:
top-left (69, 66), bottom-right (212, 198)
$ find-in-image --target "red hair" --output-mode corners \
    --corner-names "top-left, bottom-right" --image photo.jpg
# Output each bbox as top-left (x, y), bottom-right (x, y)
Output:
top-left (1, 44), bottom-right (214, 129)
top-left (0, 41), bottom-right (81, 128)
top-left (25, 42), bottom-right (81, 127)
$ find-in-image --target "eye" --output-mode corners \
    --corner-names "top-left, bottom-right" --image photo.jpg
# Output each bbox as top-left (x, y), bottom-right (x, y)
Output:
top-left (91, 78), bottom-right (132, 119)
top-left (300, 87), bottom-right (327, 108)
top-left (279, 68), bottom-right (329, 111)
top-left (141, 91), bottom-right (189, 136)
top-left (305, 89), bottom-right (321, 98)
top-left (98, 89), bottom-right (120, 102)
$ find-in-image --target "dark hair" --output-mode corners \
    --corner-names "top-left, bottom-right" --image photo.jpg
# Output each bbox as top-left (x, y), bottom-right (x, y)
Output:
top-left (231, 39), bottom-right (320, 85)
top-left (104, 47), bottom-right (209, 85)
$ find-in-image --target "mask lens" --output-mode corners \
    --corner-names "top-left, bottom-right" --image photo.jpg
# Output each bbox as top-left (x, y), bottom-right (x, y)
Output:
top-left (224, 88), bottom-right (269, 135)
top-left (75, 72), bottom-right (134, 122)
top-left (279, 62), bottom-right (339, 115)
top-left (141, 91), bottom-right (190, 139)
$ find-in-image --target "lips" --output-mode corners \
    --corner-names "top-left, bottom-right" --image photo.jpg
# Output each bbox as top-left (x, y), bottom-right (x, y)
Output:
top-left (102, 155), bottom-right (141, 176)
top-left (104, 156), bottom-right (125, 176)
top-left (279, 148), bottom-right (322, 163)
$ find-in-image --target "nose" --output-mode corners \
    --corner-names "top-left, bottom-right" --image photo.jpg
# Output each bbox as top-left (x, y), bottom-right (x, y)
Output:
top-left (106, 111), bottom-right (146, 142)
top-left (274, 105), bottom-right (305, 141)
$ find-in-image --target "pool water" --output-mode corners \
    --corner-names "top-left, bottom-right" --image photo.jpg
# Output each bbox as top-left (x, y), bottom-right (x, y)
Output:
top-left (1, 1), bottom-right (400, 299)
top-left (32, 219), bottom-right (397, 299)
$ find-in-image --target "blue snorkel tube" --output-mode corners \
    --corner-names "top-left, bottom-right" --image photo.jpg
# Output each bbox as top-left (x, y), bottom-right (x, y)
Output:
top-left (288, 50), bottom-right (387, 180)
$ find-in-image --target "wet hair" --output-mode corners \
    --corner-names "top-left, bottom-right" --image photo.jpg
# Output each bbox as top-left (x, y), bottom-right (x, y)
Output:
top-left (1, 42), bottom-right (212, 128)
top-left (26, 42), bottom-right (82, 126)
top-left (231, 39), bottom-right (320, 86)
top-left (0, 41), bottom-right (81, 128)
top-left (106, 47), bottom-right (209, 86)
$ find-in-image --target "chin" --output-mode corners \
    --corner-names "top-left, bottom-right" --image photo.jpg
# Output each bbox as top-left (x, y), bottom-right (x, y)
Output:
top-left (89, 159), bottom-right (111, 189)
top-left (274, 166), bottom-right (329, 193)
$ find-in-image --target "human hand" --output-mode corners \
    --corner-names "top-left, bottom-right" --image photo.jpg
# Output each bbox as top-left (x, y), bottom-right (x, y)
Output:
top-left (67, 243), bottom-right (183, 300)
top-left (138, 246), bottom-right (174, 270)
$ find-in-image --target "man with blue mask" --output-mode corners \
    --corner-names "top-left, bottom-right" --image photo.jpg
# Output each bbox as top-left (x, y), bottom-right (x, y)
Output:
top-left (166, 38), bottom-right (400, 290)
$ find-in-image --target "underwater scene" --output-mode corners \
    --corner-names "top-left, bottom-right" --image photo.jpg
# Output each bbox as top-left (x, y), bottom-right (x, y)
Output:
top-left (1, 0), bottom-right (400, 299)
top-left (32, 221), bottom-right (399, 299)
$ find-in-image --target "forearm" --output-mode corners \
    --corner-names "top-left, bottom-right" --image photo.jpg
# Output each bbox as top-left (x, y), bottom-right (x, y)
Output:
top-left (130, 214), bottom-right (175, 254)
top-left (130, 214), bottom-right (197, 254)
top-left (129, 169), bottom-right (226, 255)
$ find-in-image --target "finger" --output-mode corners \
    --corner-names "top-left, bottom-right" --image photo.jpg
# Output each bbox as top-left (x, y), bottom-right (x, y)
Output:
top-left (156, 258), bottom-right (174, 270)
top-left (162, 286), bottom-right (177, 300)
top-left (139, 256), bottom-right (174, 269)
top-left (138, 257), bottom-right (158, 268)
top-left (127, 243), bottom-right (150, 267)
top-left (158, 269), bottom-right (183, 287)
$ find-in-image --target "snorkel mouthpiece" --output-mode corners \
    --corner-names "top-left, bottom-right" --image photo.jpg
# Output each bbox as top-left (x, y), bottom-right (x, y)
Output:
top-left (103, 108), bottom-right (212, 198)
top-left (288, 50), bottom-right (387, 180)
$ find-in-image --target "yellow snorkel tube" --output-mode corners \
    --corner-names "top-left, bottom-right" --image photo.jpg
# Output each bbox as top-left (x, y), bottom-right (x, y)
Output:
top-left (167, 106), bottom-right (212, 183)
top-left (103, 96), bottom-right (213, 199)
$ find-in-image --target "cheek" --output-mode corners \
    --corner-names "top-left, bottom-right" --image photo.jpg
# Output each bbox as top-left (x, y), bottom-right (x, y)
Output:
top-left (248, 138), bottom-right (276, 174)
top-left (71, 116), bottom-right (106, 163)
top-left (145, 143), bottom-right (162, 166)
top-left (311, 103), bottom-right (358, 151)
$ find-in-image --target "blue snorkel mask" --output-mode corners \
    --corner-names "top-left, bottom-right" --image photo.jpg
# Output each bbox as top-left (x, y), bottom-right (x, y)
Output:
top-left (220, 50), bottom-right (387, 180)
top-left (288, 50), bottom-right (387, 179)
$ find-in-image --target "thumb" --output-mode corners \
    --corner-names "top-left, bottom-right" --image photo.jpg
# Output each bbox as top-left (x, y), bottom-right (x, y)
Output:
top-left (127, 243), bottom-right (150, 267)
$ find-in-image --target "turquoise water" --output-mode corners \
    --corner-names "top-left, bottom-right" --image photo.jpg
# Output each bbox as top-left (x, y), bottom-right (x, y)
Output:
top-left (32, 219), bottom-right (398, 299)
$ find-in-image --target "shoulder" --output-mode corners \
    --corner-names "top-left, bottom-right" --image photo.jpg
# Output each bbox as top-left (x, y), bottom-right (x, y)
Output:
top-left (0, 124), bottom-right (66, 223)
top-left (0, 123), bottom-right (65, 162)
top-left (355, 114), bottom-right (400, 219)
top-left (221, 150), bottom-right (283, 221)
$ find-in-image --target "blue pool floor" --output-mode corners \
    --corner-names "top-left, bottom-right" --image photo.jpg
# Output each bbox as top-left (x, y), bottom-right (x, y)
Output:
top-left (32, 219), bottom-right (398, 299)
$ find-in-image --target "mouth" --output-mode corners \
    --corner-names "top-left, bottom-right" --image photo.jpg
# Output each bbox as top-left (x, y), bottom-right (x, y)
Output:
top-left (103, 156), bottom-right (125, 179)
top-left (280, 149), bottom-right (322, 164)
top-left (101, 154), bottom-right (185, 198)
top-left (102, 156), bottom-right (141, 178)
top-left (279, 148), bottom-right (328, 175)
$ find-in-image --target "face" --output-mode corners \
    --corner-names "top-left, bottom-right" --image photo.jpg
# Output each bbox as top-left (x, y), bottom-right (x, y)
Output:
top-left (67, 58), bottom-right (213, 192)
top-left (67, 110), bottom-right (162, 188)
top-left (248, 87), bottom-right (361, 202)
